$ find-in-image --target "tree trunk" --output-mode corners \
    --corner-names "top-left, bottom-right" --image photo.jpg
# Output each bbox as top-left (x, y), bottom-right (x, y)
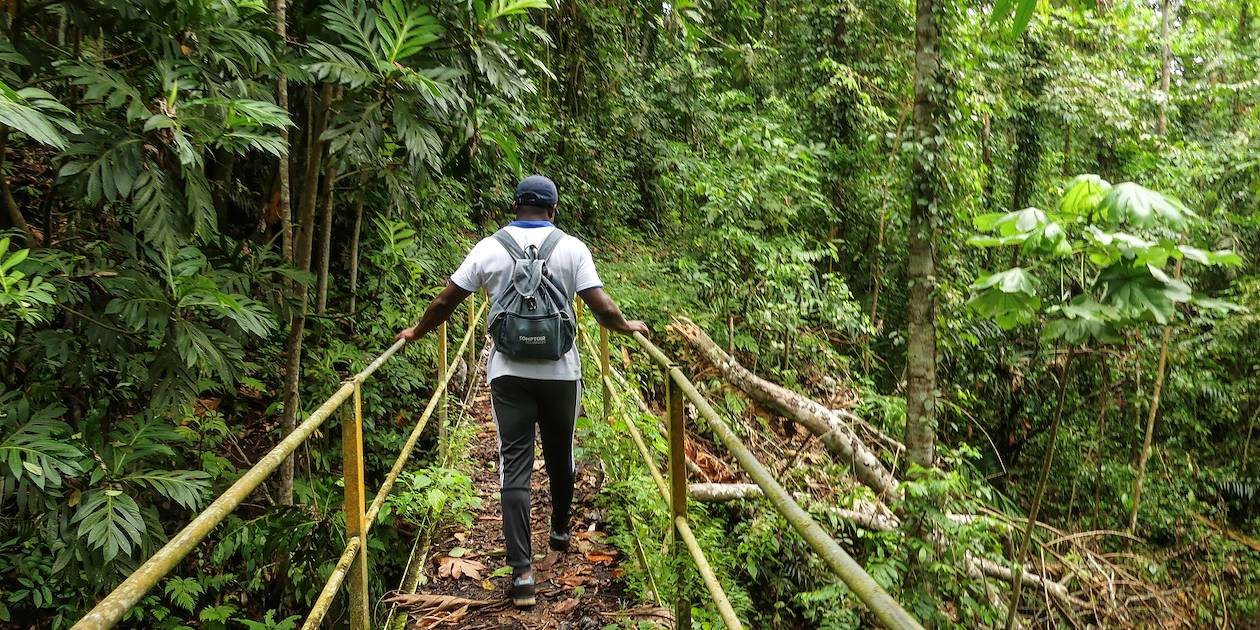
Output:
top-left (347, 171), bottom-right (367, 315)
top-left (278, 82), bottom-right (334, 506)
top-left (1242, 406), bottom-right (1258, 474)
top-left (274, 0), bottom-right (292, 265)
top-left (691, 485), bottom-right (1086, 612)
top-left (981, 110), bottom-right (994, 210)
top-left (0, 127), bottom-right (33, 243)
top-left (1005, 348), bottom-right (1076, 629)
top-left (1129, 326), bottom-right (1175, 532)
top-left (1061, 125), bottom-right (1072, 177)
top-left (865, 101), bottom-right (912, 373)
top-left (907, 0), bottom-right (942, 471)
top-left (1089, 354), bottom-right (1112, 530)
top-left (672, 318), bottom-right (900, 501)
top-left (1156, 0), bottom-right (1172, 136)
top-left (315, 160), bottom-right (337, 315)
top-left (1233, 1), bottom-right (1251, 129)
top-left (689, 483), bottom-right (763, 502)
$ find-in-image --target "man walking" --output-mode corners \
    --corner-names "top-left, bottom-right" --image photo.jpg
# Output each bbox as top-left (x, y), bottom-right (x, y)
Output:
top-left (395, 175), bottom-right (647, 608)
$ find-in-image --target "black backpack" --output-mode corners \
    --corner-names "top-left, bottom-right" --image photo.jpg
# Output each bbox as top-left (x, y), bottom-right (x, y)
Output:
top-left (487, 228), bottom-right (576, 361)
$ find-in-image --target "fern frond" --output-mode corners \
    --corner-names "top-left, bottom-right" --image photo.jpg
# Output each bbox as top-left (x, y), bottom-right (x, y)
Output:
top-left (0, 81), bottom-right (79, 149)
top-left (72, 489), bottom-right (145, 562)
top-left (322, 0), bottom-right (380, 62)
top-left (376, 0), bottom-right (443, 63)
top-left (0, 413), bottom-right (83, 493)
top-left (306, 41), bottom-right (378, 89)
top-left (123, 470), bottom-right (210, 510)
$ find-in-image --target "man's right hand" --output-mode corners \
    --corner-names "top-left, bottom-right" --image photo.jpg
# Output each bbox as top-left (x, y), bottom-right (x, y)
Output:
top-left (395, 326), bottom-right (421, 343)
top-left (621, 320), bottom-right (650, 336)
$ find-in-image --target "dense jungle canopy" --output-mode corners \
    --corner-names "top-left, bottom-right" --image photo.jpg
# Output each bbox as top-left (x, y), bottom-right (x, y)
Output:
top-left (0, 0), bottom-right (1257, 628)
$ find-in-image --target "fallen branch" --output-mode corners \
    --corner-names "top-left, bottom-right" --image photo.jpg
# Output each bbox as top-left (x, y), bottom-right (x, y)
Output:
top-left (672, 318), bottom-right (901, 501)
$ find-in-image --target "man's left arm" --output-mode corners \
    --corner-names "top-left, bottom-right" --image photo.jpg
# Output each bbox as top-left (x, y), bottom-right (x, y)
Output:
top-left (395, 281), bottom-right (472, 342)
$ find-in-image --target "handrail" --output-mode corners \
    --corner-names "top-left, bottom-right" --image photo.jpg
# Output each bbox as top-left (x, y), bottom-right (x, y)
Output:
top-left (303, 300), bottom-right (486, 629)
top-left (578, 324), bottom-right (743, 629)
top-left (626, 331), bottom-right (925, 630)
top-left (74, 296), bottom-right (484, 630)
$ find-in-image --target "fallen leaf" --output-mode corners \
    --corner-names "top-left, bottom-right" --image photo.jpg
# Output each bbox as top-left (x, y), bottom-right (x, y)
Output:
top-left (555, 573), bottom-right (597, 588)
top-left (448, 546), bottom-right (468, 558)
top-left (437, 556), bottom-right (486, 580)
top-left (535, 552), bottom-right (561, 571)
top-left (553, 598), bottom-right (580, 614)
top-left (585, 552), bottom-right (616, 565)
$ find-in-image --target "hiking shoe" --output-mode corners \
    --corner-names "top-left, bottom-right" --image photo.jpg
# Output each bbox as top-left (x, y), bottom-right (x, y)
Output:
top-left (511, 572), bottom-right (536, 608)
top-left (549, 531), bottom-right (571, 552)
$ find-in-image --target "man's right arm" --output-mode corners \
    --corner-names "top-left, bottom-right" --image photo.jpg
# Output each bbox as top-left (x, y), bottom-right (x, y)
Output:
top-left (578, 287), bottom-right (648, 335)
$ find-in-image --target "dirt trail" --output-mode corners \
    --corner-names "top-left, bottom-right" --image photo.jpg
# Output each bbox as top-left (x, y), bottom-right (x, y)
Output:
top-left (392, 383), bottom-right (654, 629)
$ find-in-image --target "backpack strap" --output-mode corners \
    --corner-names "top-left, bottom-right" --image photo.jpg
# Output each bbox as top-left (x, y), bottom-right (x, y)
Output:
top-left (535, 229), bottom-right (566, 262)
top-left (492, 229), bottom-right (528, 259)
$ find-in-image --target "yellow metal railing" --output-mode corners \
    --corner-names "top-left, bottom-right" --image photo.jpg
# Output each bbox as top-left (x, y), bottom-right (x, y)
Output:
top-left (76, 288), bottom-right (920, 630)
top-left (73, 295), bottom-right (486, 630)
top-left (579, 307), bottom-right (923, 630)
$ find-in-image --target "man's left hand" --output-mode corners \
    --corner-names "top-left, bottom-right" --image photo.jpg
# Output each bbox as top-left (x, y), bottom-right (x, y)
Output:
top-left (395, 326), bottom-right (421, 343)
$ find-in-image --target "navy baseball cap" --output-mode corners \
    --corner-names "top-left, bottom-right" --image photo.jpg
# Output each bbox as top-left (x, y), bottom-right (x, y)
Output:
top-left (514, 175), bottom-right (558, 206)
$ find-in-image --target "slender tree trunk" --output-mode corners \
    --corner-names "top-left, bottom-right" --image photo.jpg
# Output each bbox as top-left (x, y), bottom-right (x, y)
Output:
top-left (1005, 348), bottom-right (1077, 629)
top-left (1156, 0), bottom-right (1172, 136)
top-left (273, 0), bottom-right (297, 506)
top-left (315, 160), bottom-right (337, 315)
top-left (347, 171), bottom-right (367, 315)
top-left (0, 127), bottom-right (33, 242)
top-left (1129, 325), bottom-right (1175, 532)
top-left (981, 110), bottom-right (994, 210)
top-left (1233, 1), bottom-right (1251, 129)
top-left (278, 83), bottom-right (333, 506)
top-left (1061, 126), bottom-right (1072, 177)
top-left (1242, 406), bottom-right (1257, 475)
top-left (274, 0), bottom-right (292, 264)
top-left (1089, 354), bottom-right (1112, 530)
top-left (865, 101), bottom-right (911, 373)
top-left (907, 0), bottom-right (942, 471)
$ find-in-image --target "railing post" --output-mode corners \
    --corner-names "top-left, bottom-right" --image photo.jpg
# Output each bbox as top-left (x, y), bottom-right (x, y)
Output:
top-left (438, 320), bottom-right (448, 452)
top-left (600, 326), bottom-right (610, 423)
top-left (344, 382), bottom-right (370, 630)
top-left (466, 292), bottom-right (476, 368)
top-left (667, 373), bottom-right (691, 629)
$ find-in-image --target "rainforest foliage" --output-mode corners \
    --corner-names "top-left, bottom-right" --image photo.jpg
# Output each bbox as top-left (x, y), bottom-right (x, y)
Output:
top-left (0, 0), bottom-right (1257, 627)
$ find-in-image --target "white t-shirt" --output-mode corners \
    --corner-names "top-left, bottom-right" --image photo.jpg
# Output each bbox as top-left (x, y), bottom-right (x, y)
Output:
top-left (450, 223), bottom-right (603, 382)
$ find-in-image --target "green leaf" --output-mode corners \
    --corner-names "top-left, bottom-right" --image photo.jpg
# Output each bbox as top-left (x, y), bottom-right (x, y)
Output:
top-left (1011, 0), bottom-right (1038, 36)
top-left (1059, 174), bottom-right (1111, 217)
top-left (73, 489), bottom-right (146, 561)
top-left (486, 0), bottom-right (552, 22)
top-left (1044, 297), bottom-right (1122, 344)
top-left (1100, 182), bottom-right (1195, 228)
top-left (968, 268), bottom-right (1042, 329)
top-left (1190, 296), bottom-right (1248, 314)
top-left (164, 576), bottom-right (204, 613)
top-left (0, 80), bottom-right (74, 149)
top-left (123, 470), bottom-right (211, 510)
top-left (324, 0), bottom-right (381, 62)
top-left (974, 207), bottom-right (1048, 236)
top-left (376, 0), bottom-right (444, 63)
top-left (1096, 264), bottom-right (1191, 324)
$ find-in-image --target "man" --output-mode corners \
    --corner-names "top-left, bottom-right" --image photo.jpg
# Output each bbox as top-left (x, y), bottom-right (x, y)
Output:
top-left (395, 175), bottom-right (648, 608)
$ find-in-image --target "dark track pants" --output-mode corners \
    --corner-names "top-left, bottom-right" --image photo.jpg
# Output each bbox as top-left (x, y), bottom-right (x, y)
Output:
top-left (489, 375), bottom-right (580, 572)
